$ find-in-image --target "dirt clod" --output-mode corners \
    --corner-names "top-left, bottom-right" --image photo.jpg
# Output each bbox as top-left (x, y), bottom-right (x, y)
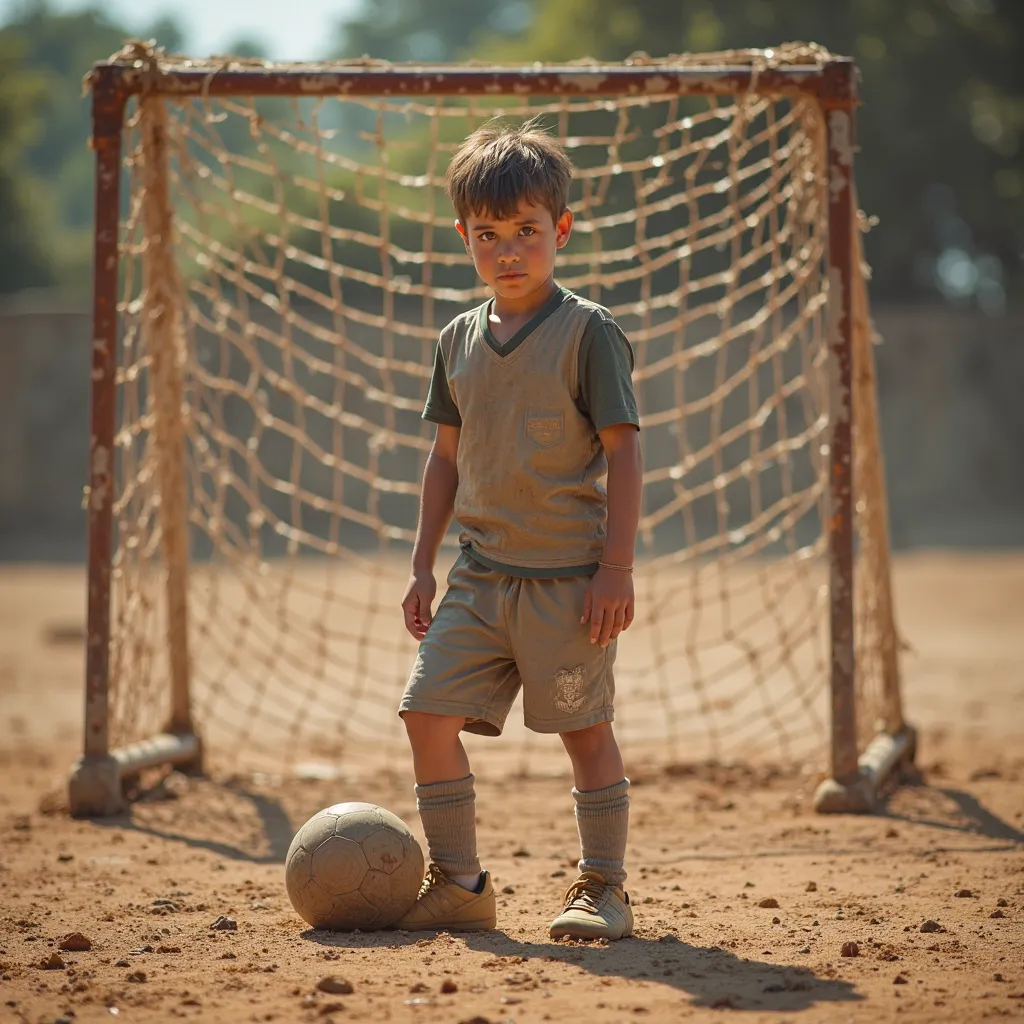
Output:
top-left (990, 910), bottom-right (1006, 919)
top-left (920, 920), bottom-right (943, 933)
top-left (57, 932), bottom-right (92, 952)
top-left (441, 978), bottom-right (458, 993)
top-left (806, 881), bottom-right (817, 892)
top-left (757, 897), bottom-right (780, 909)
top-left (955, 889), bottom-right (974, 898)
top-left (317, 976), bottom-right (354, 995)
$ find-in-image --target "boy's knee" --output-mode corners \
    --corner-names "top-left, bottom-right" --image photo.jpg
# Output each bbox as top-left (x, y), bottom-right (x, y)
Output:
top-left (402, 711), bottom-right (465, 746)
top-left (561, 720), bottom-right (615, 756)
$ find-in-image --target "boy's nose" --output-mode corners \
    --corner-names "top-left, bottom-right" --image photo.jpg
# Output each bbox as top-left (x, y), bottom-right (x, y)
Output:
top-left (497, 246), bottom-right (519, 263)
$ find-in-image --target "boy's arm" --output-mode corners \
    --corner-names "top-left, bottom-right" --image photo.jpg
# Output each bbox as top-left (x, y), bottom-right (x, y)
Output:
top-left (402, 423), bottom-right (460, 639)
top-left (584, 423), bottom-right (642, 648)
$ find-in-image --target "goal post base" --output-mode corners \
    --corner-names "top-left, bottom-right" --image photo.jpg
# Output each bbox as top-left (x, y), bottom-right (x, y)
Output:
top-left (814, 727), bottom-right (918, 814)
top-left (68, 754), bottom-right (126, 818)
top-left (68, 732), bottom-right (203, 818)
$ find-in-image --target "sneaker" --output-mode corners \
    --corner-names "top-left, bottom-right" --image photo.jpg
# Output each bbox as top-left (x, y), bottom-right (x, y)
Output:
top-left (549, 870), bottom-right (633, 940)
top-left (394, 863), bottom-right (496, 932)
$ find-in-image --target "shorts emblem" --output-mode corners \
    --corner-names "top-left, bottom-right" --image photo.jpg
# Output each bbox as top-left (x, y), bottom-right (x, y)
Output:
top-left (553, 664), bottom-right (586, 714)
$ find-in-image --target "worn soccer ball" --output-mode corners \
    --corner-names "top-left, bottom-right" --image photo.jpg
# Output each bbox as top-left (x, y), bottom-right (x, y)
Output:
top-left (285, 802), bottom-right (424, 930)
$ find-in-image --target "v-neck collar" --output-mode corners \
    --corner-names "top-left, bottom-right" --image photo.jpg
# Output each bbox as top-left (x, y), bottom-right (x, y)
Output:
top-left (478, 286), bottom-right (569, 359)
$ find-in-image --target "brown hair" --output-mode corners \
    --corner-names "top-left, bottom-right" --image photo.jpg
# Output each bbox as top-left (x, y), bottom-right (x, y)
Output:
top-left (445, 119), bottom-right (573, 226)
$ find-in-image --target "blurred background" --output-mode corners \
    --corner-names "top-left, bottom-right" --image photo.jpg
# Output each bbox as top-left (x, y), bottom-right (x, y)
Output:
top-left (0, 0), bottom-right (1022, 559)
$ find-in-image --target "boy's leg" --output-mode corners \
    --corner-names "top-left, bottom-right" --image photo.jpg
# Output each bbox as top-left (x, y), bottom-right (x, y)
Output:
top-left (550, 722), bottom-right (633, 940)
top-left (395, 711), bottom-right (497, 931)
top-left (404, 711), bottom-right (480, 888)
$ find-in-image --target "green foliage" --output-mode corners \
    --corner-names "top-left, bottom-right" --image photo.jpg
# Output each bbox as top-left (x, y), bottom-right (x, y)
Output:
top-left (483, 0), bottom-right (1024, 304)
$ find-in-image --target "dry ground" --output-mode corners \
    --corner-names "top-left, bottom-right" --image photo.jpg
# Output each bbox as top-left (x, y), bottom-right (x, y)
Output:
top-left (1, 553), bottom-right (1022, 1024)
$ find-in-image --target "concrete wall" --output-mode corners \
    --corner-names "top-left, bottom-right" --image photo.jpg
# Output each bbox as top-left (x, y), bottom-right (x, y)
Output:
top-left (0, 290), bottom-right (1021, 561)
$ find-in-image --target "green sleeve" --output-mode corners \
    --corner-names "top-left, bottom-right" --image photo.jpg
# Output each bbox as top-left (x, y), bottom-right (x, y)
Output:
top-left (577, 312), bottom-right (640, 432)
top-left (422, 341), bottom-right (462, 427)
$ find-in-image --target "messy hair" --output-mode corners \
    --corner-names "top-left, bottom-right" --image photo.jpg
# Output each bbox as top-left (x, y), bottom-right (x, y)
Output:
top-left (445, 119), bottom-right (573, 226)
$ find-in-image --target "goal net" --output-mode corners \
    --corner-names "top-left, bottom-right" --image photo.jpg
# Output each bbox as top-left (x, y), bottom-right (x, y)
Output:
top-left (86, 44), bottom-right (905, 799)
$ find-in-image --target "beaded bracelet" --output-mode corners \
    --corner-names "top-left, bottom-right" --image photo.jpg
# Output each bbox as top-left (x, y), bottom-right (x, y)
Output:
top-left (598, 560), bottom-right (634, 573)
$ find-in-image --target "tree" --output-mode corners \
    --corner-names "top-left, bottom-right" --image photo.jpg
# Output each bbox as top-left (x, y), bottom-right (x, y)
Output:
top-left (0, 30), bottom-right (52, 293)
top-left (483, 0), bottom-right (1024, 305)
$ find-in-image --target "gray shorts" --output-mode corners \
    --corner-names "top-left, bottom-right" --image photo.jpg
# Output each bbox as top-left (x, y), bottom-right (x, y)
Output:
top-left (399, 551), bottom-right (616, 736)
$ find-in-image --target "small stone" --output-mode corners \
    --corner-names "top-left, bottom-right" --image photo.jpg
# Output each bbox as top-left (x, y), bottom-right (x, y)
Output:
top-left (130, 945), bottom-right (154, 955)
top-left (38, 952), bottom-right (65, 970)
top-left (757, 898), bottom-right (780, 909)
top-left (317, 976), bottom-right (354, 995)
top-left (805, 881), bottom-right (817, 893)
top-left (58, 933), bottom-right (92, 952)
top-left (218, 952), bottom-right (236, 960)
top-left (318, 1002), bottom-right (344, 1016)
top-left (996, 898), bottom-right (1009, 907)
top-left (840, 942), bottom-right (859, 957)
top-left (157, 945), bottom-right (181, 954)
top-left (209, 916), bottom-right (237, 931)
top-left (990, 910), bottom-right (1006, 919)
top-left (772, 916), bottom-right (781, 924)
top-left (501, 886), bottom-right (515, 895)
top-left (919, 920), bottom-right (942, 933)
top-left (798, 946), bottom-right (811, 954)
top-left (955, 889), bottom-right (973, 898)
top-left (642, 896), bottom-right (654, 905)
top-left (511, 847), bottom-right (530, 857)
top-left (114, 959), bottom-right (130, 968)
top-left (550, 870), bottom-right (566, 878)
top-left (440, 978), bottom-right (458, 993)
top-left (894, 974), bottom-right (908, 985)
top-left (885, 827), bottom-right (899, 838)
top-left (408, 982), bottom-right (429, 993)
top-left (57, 853), bottom-right (74, 862)
top-left (994, 973), bottom-right (1005, 982)
top-left (126, 970), bottom-right (146, 983)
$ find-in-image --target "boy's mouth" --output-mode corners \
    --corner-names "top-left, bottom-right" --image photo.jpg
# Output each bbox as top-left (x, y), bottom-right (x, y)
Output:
top-left (497, 271), bottom-right (527, 281)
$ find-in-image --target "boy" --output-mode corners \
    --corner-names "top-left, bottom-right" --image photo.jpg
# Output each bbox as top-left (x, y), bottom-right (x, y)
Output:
top-left (396, 121), bottom-right (642, 941)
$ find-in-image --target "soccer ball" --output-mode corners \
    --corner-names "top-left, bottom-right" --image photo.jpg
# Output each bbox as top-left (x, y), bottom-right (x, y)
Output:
top-left (285, 802), bottom-right (424, 930)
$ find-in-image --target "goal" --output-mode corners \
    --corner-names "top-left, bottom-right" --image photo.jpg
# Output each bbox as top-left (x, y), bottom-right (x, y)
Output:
top-left (70, 41), bottom-right (915, 817)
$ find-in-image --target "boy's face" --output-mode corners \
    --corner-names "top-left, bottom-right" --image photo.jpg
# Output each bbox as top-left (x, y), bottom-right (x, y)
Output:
top-left (457, 201), bottom-right (573, 305)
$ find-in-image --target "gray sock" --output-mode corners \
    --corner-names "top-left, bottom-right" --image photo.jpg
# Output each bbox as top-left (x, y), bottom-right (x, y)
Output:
top-left (415, 773), bottom-right (481, 878)
top-left (573, 778), bottom-right (630, 887)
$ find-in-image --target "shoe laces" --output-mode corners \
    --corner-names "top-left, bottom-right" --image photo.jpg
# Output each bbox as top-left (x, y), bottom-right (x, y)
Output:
top-left (562, 872), bottom-right (610, 914)
top-left (418, 862), bottom-right (449, 899)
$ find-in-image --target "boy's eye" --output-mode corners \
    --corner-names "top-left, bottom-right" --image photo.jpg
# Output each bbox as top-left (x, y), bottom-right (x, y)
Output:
top-left (519, 226), bottom-right (536, 236)
top-left (477, 231), bottom-right (496, 241)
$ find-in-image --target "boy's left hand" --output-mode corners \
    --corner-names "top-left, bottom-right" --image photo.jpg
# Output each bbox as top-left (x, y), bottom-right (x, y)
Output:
top-left (582, 566), bottom-right (635, 648)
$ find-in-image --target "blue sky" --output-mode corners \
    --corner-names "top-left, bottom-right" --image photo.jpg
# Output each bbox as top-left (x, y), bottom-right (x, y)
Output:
top-left (0, 0), bottom-right (361, 60)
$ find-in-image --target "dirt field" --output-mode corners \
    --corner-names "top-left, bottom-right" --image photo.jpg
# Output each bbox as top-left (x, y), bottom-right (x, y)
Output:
top-left (1, 553), bottom-right (1022, 1024)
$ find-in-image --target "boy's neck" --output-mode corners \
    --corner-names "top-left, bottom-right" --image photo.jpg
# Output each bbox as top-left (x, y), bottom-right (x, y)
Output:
top-left (490, 276), bottom-right (560, 322)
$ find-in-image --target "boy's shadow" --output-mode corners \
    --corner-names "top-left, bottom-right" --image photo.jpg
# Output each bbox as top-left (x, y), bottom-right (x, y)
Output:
top-left (304, 928), bottom-right (861, 1012)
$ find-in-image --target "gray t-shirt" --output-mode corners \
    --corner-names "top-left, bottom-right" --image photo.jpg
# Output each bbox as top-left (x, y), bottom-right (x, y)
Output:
top-left (423, 287), bottom-right (639, 434)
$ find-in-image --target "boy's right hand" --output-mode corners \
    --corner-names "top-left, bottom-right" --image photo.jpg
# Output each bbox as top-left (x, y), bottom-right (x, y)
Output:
top-left (401, 570), bottom-right (437, 640)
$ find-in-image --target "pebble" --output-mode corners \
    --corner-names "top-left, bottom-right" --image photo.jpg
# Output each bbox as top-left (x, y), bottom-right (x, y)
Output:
top-left (441, 978), bottom-right (458, 993)
top-left (920, 920), bottom-right (943, 933)
top-left (840, 941), bottom-right (859, 957)
top-left (757, 898), bottom-right (780, 909)
top-left (806, 881), bottom-right (817, 892)
top-left (209, 916), bottom-right (237, 931)
top-left (317, 976), bottom-right (354, 995)
top-left (955, 889), bottom-right (974, 898)
top-left (501, 886), bottom-right (515, 895)
top-left (126, 970), bottom-right (146, 983)
top-left (58, 933), bottom-right (92, 952)
top-left (990, 910), bottom-right (1006, 919)
top-left (38, 952), bottom-right (65, 970)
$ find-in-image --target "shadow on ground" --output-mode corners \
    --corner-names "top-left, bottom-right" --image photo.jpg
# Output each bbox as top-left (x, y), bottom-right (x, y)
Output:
top-left (301, 927), bottom-right (862, 1012)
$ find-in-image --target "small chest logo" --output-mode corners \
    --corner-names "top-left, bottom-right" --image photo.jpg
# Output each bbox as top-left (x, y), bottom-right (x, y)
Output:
top-left (553, 664), bottom-right (587, 714)
top-left (525, 410), bottom-right (564, 448)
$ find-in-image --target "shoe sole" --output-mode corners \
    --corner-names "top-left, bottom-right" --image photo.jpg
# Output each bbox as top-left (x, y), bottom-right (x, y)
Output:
top-left (398, 916), bottom-right (497, 932)
top-left (549, 924), bottom-right (633, 940)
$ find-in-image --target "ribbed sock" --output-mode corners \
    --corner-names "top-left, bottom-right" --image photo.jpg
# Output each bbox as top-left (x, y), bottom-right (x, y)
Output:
top-left (573, 778), bottom-right (630, 887)
top-left (415, 773), bottom-right (481, 886)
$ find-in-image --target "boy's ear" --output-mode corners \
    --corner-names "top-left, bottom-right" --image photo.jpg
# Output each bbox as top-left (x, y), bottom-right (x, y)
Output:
top-left (455, 219), bottom-right (470, 249)
top-left (555, 208), bottom-right (574, 250)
